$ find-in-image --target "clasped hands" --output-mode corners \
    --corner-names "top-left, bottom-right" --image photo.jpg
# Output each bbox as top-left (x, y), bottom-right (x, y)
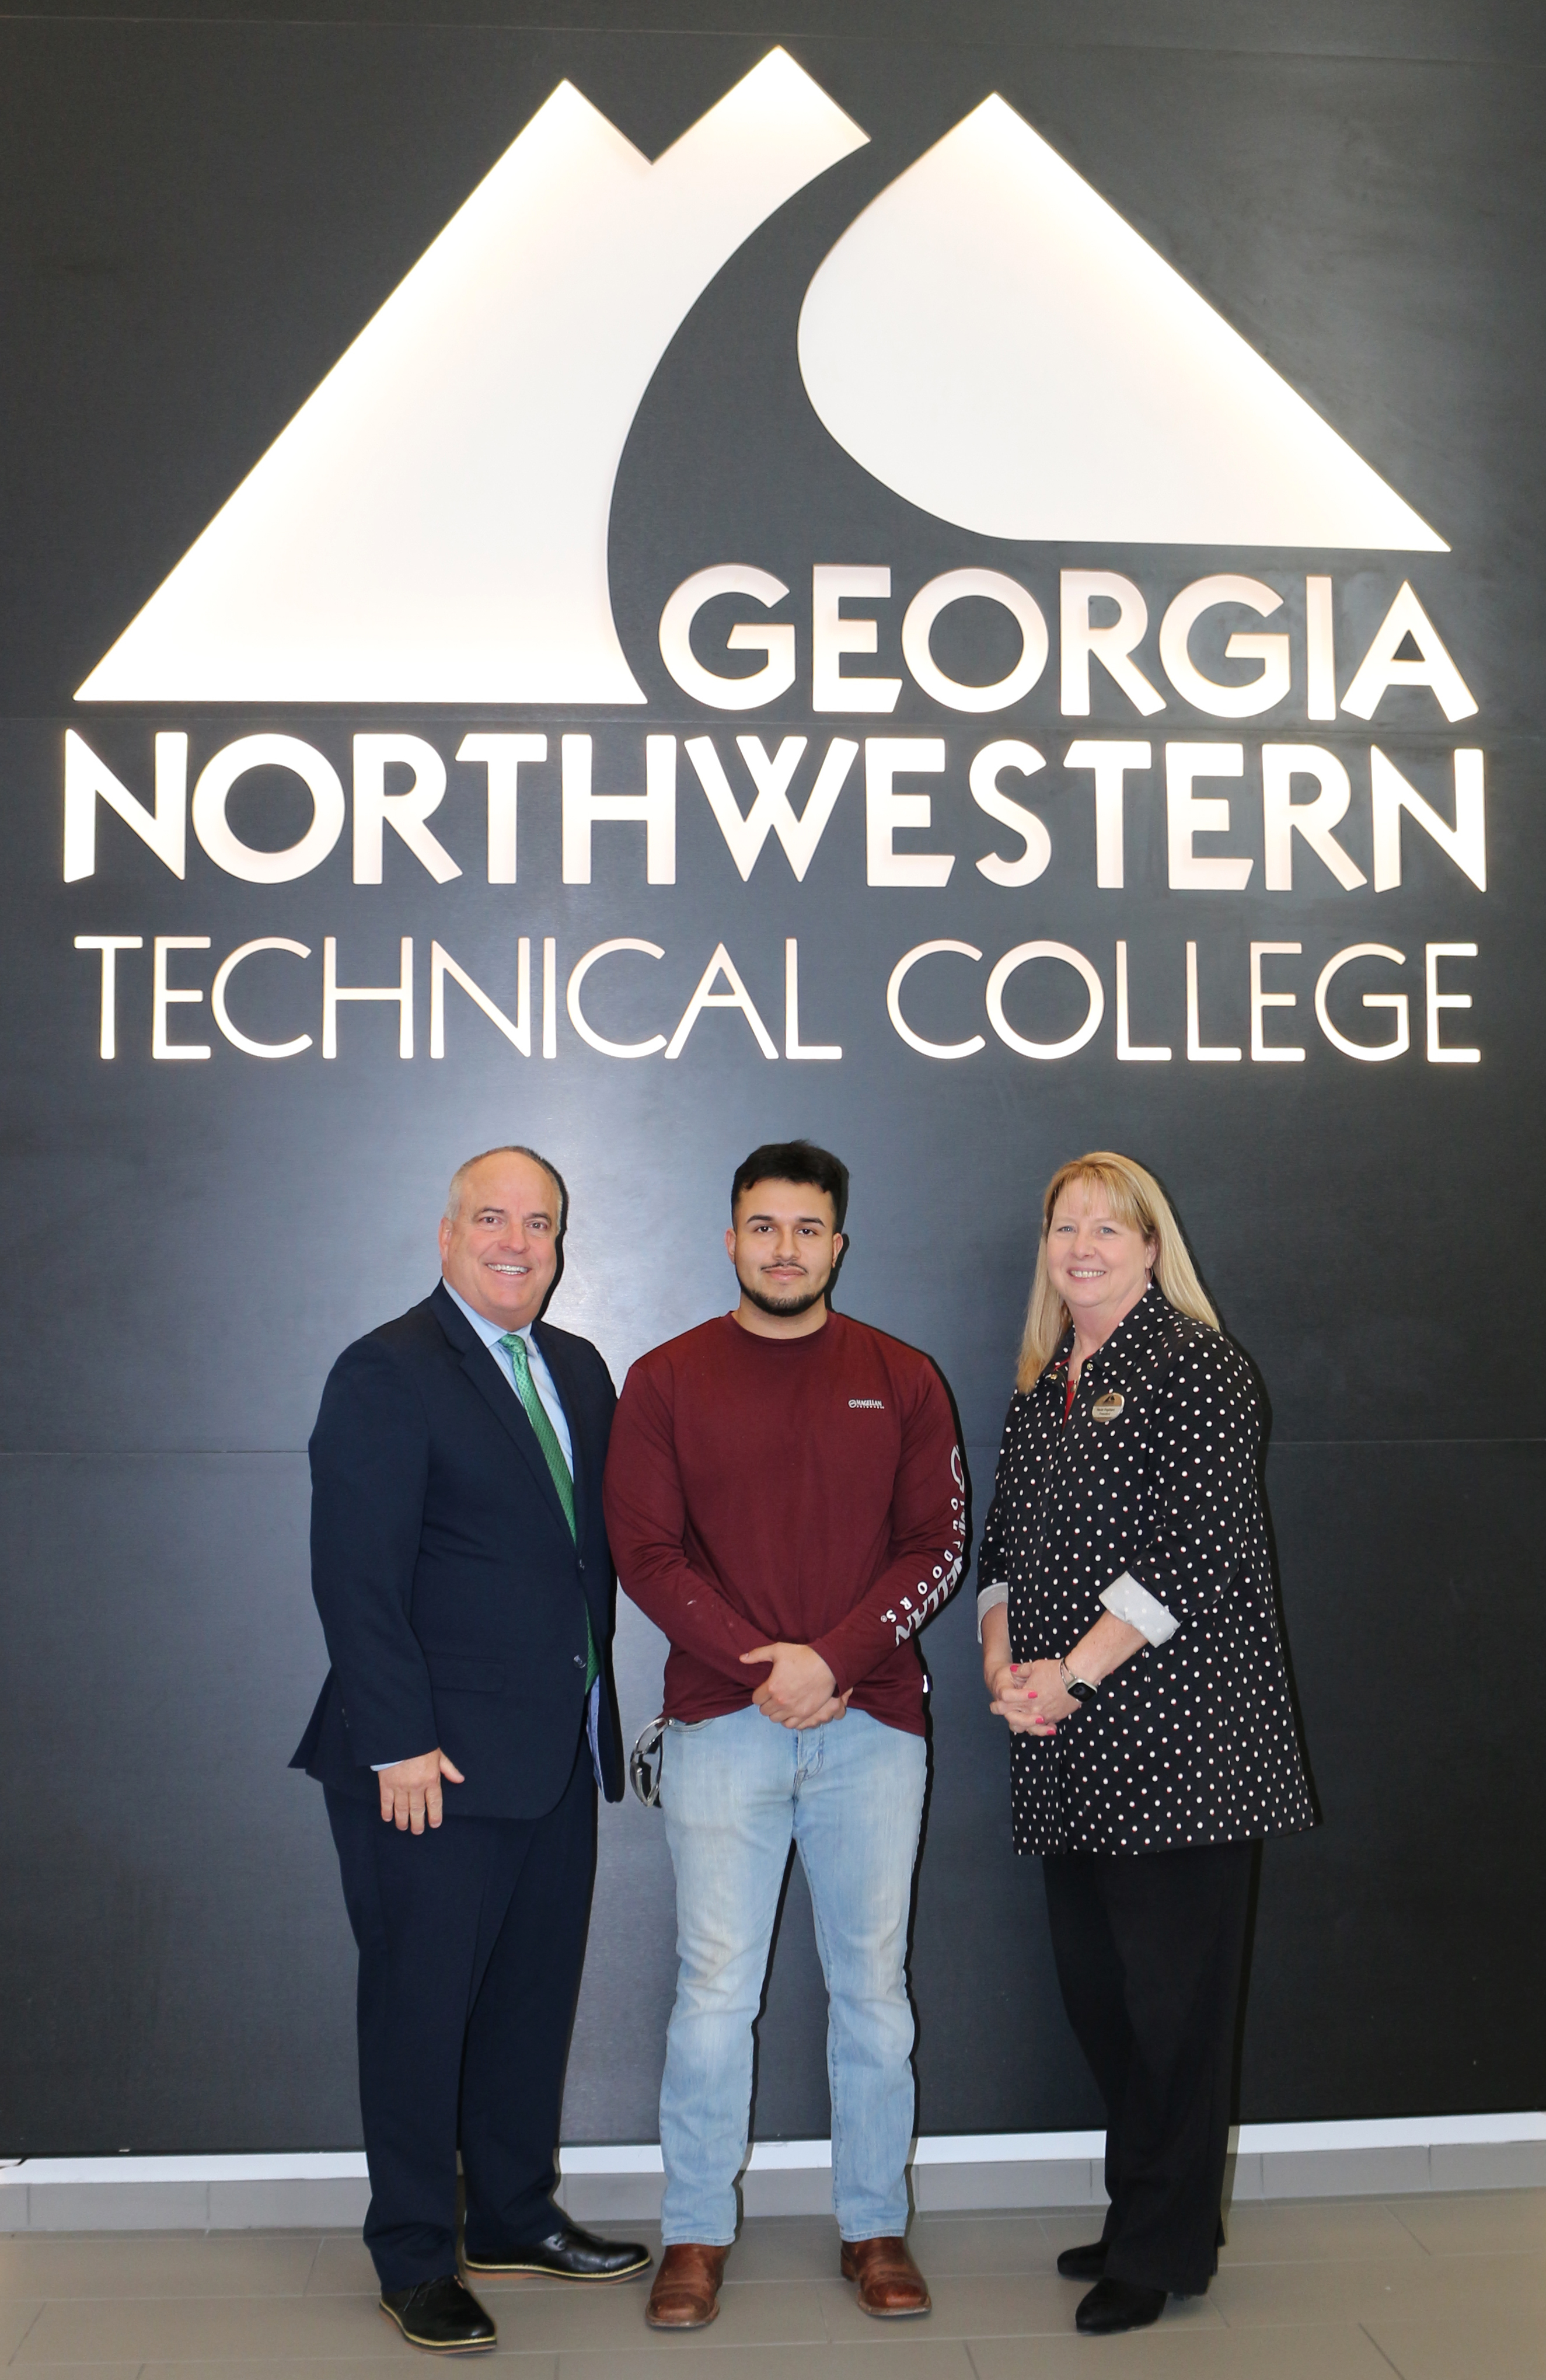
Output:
top-left (741, 1641), bottom-right (851, 1729)
top-left (987, 1657), bottom-right (1077, 1736)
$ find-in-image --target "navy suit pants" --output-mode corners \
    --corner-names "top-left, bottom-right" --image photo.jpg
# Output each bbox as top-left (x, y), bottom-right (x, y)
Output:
top-left (326, 1736), bottom-right (596, 2291)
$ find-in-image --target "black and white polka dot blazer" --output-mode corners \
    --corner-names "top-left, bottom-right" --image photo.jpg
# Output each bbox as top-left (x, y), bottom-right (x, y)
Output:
top-left (976, 1284), bottom-right (1316, 1856)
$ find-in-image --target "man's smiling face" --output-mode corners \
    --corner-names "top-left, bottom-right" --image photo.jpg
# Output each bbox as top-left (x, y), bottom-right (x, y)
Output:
top-left (438, 1151), bottom-right (561, 1331)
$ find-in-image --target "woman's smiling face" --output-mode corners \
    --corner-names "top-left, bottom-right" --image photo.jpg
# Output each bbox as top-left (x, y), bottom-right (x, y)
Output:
top-left (1045, 1178), bottom-right (1157, 1336)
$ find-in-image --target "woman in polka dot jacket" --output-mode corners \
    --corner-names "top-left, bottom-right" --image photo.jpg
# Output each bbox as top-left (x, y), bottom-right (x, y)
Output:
top-left (978, 1151), bottom-right (1314, 2339)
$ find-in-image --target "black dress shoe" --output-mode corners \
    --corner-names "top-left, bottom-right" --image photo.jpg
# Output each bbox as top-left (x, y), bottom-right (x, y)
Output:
top-left (379, 2274), bottom-right (497, 2353)
top-left (1056, 2240), bottom-right (1108, 2281)
top-left (463, 2220), bottom-right (651, 2281)
top-left (1076, 2277), bottom-right (1168, 2334)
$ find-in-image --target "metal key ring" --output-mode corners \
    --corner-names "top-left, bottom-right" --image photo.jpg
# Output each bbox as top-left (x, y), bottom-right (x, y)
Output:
top-left (629, 1715), bottom-right (667, 1807)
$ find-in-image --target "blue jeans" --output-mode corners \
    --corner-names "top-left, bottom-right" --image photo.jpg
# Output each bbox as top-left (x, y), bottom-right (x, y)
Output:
top-left (658, 1702), bottom-right (927, 2245)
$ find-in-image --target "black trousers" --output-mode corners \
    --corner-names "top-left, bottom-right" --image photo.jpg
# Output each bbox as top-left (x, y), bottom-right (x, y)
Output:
top-left (1042, 1840), bottom-right (1254, 2297)
top-left (326, 1735), bottom-right (596, 2291)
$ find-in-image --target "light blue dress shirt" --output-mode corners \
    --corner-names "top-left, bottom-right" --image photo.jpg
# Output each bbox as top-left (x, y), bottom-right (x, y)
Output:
top-left (373, 1282), bottom-right (601, 1779)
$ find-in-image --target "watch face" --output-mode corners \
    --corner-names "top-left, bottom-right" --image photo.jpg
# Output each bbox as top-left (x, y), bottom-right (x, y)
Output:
top-left (1066, 1676), bottom-right (1098, 1704)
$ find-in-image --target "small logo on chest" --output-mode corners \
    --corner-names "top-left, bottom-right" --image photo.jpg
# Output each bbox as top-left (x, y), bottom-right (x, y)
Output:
top-left (1091, 1391), bottom-right (1125, 1422)
top-left (848, 1397), bottom-right (885, 1409)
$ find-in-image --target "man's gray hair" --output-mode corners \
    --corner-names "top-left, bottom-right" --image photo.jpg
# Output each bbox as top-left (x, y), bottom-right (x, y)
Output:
top-left (444, 1146), bottom-right (569, 1229)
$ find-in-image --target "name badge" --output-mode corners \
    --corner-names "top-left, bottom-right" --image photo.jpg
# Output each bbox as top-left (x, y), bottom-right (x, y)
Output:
top-left (1091, 1391), bottom-right (1125, 1423)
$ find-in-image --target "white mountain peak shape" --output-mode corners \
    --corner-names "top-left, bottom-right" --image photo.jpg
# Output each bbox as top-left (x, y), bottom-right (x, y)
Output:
top-left (78, 50), bottom-right (867, 704)
top-left (797, 94), bottom-right (1446, 552)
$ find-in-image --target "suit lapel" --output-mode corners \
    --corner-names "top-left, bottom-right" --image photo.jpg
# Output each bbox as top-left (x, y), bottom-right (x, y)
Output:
top-left (534, 1324), bottom-right (608, 1645)
top-left (533, 1320), bottom-right (587, 1531)
top-left (428, 1285), bottom-right (571, 1537)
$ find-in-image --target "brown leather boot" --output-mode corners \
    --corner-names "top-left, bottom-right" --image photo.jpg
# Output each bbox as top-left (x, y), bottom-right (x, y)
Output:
top-left (840, 2235), bottom-right (931, 2317)
top-left (645, 2242), bottom-right (729, 2329)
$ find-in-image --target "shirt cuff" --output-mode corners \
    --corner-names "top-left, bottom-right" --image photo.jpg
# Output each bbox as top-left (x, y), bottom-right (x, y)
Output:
top-left (975, 1581), bottom-right (1009, 1641)
top-left (807, 1630), bottom-right (854, 1698)
top-left (1101, 1571), bottom-right (1178, 1646)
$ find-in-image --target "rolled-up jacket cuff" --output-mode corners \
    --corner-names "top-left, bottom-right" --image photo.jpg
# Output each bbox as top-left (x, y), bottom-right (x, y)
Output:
top-left (975, 1580), bottom-right (1010, 1641)
top-left (1101, 1570), bottom-right (1178, 1645)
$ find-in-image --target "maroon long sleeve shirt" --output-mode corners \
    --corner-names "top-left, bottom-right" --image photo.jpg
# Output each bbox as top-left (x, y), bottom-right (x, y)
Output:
top-left (603, 1310), bottom-right (966, 1735)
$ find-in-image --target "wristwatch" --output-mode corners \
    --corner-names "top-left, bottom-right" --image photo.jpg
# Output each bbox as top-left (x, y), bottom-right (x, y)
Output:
top-left (1059, 1657), bottom-right (1099, 1705)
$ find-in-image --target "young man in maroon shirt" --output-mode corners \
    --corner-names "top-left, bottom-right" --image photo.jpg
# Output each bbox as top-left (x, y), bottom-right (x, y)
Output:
top-left (603, 1140), bottom-right (965, 2331)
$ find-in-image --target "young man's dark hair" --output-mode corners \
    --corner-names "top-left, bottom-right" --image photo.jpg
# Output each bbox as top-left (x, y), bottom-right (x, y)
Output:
top-left (731, 1139), bottom-right (850, 1234)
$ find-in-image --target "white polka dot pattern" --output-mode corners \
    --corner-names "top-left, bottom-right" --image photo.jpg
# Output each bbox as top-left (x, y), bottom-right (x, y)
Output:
top-left (976, 1285), bottom-right (1317, 1855)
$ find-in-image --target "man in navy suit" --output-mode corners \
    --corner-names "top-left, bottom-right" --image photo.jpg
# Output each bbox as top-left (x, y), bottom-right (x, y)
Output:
top-left (293, 1144), bottom-right (648, 2353)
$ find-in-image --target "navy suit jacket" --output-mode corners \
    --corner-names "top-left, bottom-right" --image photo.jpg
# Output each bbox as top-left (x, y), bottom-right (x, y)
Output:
top-left (291, 1282), bottom-right (626, 1814)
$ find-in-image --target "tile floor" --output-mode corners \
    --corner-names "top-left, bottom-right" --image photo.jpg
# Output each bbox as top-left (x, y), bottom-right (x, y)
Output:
top-left (0, 2193), bottom-right (1541, 2379)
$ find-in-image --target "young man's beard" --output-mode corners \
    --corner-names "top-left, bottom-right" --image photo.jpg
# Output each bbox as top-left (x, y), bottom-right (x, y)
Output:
top-left (738, 1264), bottom-right (831, 1319)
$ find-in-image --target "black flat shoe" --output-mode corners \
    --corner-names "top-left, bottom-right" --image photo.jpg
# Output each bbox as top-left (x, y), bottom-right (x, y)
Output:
top-left (1076, 2277), bottom-right (1167, 2334)
top-left (379, 2274), bottom-right (497, 2353)
top-left (1056, 2241), bottom-right (1108, 2281)
top-left (463, 2220), bottom-right (651, 2281)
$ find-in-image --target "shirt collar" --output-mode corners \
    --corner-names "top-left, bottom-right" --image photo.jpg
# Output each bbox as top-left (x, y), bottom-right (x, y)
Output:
top-left (443, 1279), bottom-right (533, 1354)
top-left (1042, 1280), bottom-right (1165, 1387)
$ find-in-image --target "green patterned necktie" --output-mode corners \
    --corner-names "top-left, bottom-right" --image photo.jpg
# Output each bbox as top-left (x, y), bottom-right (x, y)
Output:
top-left (499, 1331), bottom-right (598, 1692)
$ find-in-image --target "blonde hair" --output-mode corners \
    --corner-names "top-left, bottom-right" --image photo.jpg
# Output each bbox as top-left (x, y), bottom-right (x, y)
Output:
top-left (1015, 1151), bottom-right (1219, 1391)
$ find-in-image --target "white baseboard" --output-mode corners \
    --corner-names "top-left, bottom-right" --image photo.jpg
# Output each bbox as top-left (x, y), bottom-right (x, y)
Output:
top-left (1, 2116), bottom-right (1542, 2231)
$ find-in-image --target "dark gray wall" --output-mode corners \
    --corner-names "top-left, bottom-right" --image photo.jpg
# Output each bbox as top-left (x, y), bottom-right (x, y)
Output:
top-left (2, 0), bottom-right (1542, 2152)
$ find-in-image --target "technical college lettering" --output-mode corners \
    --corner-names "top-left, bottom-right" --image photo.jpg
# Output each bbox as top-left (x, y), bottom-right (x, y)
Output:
top-left (61, 567), bottom-right (1488, 1070)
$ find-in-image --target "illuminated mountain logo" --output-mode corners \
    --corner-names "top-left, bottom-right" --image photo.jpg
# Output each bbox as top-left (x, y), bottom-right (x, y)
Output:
top-left (77, 61), bottom-right (1443, 707)
top-left (799, 95), bottom-right (1444, 553)
top-left (77, 53), bottom-right (867, 704)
